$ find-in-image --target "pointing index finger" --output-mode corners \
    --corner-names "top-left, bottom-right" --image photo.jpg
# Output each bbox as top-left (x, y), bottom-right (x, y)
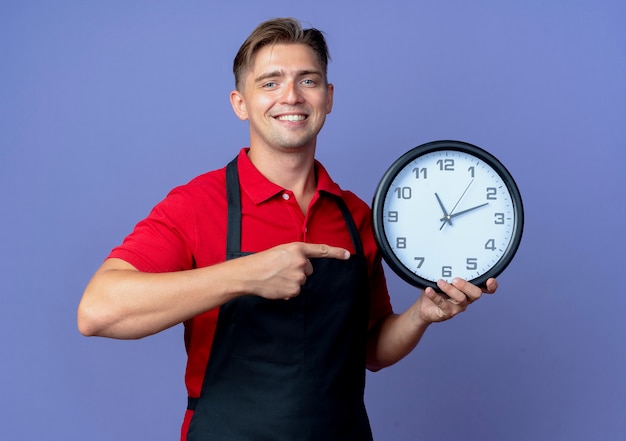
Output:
top-left (304, 243), bottom-right (350, 260)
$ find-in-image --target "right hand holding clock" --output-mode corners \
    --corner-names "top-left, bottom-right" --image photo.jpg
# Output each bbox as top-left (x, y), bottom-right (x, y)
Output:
top-left (420, 277), bottom-right (498, 322)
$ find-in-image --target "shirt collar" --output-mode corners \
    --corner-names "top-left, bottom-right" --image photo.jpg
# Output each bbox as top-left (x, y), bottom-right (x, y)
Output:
top-left (237, 148), bottom-right (343, 205)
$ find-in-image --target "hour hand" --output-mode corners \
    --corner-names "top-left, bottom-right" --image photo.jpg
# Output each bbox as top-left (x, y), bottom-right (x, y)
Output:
top-left (435, 193), bottom-right (452, 227)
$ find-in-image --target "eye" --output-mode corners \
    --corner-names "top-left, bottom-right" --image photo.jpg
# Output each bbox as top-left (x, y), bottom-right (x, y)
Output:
top-left (301, 79), bottom-right (317, 87)
top-left (262, 81), bottom-right (278, 89)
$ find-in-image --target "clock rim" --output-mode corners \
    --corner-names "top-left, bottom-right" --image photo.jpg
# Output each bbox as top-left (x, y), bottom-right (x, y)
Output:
top-left (371, 140), bottom-right (524, 291)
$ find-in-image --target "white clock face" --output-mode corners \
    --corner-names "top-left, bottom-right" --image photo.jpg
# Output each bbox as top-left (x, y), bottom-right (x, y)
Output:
top-left (380, 148), bottom-right (519, 286)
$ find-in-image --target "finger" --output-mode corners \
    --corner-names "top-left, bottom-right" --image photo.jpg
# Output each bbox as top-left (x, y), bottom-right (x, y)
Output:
top-left (422, 286), bottom-right (439, 303)
top-left (304, 259), bottom-right (314, 277)
top-left (302, 243), bottom-right (350, 260)
top-left (424, 285), bottom-right (450, 308)
top-left (450, 278), bottom-right (482, 303)
top-left (436, 279), bottom-right (467, 304)
top-left (483, 278), bottom-right (498, 294)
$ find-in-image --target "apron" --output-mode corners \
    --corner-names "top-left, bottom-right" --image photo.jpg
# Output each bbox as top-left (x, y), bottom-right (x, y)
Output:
top-left (186, 158), bottom-right (373, 441)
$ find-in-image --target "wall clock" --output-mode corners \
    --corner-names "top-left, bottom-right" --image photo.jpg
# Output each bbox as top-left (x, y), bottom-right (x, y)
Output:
top-left (372, 140), bottom-right (524, 291)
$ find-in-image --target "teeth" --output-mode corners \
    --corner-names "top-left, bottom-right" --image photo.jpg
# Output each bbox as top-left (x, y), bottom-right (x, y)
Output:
top-left (276, 115), bottom-right (306, 121)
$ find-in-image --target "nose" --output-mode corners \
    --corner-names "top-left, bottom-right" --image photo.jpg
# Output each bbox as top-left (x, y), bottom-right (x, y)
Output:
top-left (280, 80), bottom-right (303, 105)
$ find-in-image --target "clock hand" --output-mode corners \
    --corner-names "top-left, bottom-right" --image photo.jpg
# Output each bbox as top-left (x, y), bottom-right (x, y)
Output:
top-left (439, 202), bottom-right (489, 222)
top-left (448, 179), bottom-right (474, 216)
top-left (435, 193), bottom-right (453, 226)
top-left (440, 179), bottom-right (474, 230)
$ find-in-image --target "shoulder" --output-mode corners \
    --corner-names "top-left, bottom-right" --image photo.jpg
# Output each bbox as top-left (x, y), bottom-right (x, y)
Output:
top-left (164, 166), bottom-right (227, 205)
top-left (137, 166), bottom-right (228, 235)
top-left (108, 166), bottom-right (229, 272)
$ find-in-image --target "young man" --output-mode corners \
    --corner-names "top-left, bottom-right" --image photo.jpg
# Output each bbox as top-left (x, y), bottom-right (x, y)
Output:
top-left (78, 18), bottom-right (497, 441)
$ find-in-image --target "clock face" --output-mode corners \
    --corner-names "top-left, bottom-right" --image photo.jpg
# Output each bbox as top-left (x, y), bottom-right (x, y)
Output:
top-left (372, 141), bottom-right (524, 291)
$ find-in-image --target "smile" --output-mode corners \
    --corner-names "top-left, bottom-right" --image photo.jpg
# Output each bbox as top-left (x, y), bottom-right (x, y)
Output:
top-left (275, 114), bottom-right (307, 122)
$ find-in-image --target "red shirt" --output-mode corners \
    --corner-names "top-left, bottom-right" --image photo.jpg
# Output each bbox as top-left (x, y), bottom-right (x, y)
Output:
top-left (109, 148), bottom-right (392, 399)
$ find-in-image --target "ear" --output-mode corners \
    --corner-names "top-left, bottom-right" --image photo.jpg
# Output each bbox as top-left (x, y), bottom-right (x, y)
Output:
top-left (325, 83), bottom-right (334, 115)
top-left (230, 89), bottom-right (248, 121)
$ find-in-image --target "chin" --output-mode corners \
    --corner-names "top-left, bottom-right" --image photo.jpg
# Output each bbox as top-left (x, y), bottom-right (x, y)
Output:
top-left (273, 136), bottom-right (316, 151)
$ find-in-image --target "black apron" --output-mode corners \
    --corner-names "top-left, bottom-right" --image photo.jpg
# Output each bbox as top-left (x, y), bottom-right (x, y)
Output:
top-left (186, 158), bottom-right (373, 441)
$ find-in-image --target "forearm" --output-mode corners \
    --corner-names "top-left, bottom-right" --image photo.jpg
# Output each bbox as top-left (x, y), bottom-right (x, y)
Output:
top-left (77, 243), bottom-right (346, 339)
top-left (366, 298), bottom-right (431, 371)
top-left (77, 258), bottom-right (247, 339)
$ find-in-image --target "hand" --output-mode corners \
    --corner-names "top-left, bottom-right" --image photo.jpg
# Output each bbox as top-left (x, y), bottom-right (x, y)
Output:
top-left (241, 242), bottom-right (350, 300)
top-left (419, 277), bottom-right (498, 322)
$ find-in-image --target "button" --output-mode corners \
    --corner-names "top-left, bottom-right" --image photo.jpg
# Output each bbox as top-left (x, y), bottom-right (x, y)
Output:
top-left (282, 193), bottom-right (290, 200)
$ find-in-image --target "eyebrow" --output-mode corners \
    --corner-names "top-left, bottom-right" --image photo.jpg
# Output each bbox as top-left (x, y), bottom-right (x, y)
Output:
top-left (254, 69), bottom-right (323, 84)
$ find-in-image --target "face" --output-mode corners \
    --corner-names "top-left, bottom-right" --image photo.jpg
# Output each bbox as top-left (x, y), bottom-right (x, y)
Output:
top-left (230, 43), bottom-right (334, 153)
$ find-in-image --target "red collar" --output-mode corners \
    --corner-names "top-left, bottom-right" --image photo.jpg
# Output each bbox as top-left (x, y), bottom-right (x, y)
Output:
top-left (236, 148), bottom-right (343, 205)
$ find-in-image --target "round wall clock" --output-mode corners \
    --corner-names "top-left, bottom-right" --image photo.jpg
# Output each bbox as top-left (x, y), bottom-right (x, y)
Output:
top-left (372, 140), bottom-right (524, 291)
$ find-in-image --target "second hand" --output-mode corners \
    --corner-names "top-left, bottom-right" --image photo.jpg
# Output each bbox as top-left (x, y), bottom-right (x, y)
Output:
top-left (440, 179), bottom-right (474, 230)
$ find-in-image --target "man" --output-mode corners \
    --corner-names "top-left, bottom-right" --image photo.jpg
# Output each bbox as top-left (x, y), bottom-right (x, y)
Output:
top-left (78, 18), bottom-right (497, 440)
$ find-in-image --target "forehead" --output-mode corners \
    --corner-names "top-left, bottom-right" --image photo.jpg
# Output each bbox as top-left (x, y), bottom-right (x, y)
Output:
top-left (248, 43), bottom-right (323, 78)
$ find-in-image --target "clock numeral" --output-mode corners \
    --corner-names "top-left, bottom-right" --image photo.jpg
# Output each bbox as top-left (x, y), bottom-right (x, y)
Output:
top-left (437, 159), bottom-right (455, 171)
top-left (494, 213), bottom-right (505, 224)
top-left (442, 266), bottom-right (452, 278)
top-left (466, 258), bottom-right (478, 270)
top-left (396, 237), bottom-right (406, 249)
top-left (393, 187), bottom-right (412, 199)
top-left (414, 257), bottom-right (424, 268)
top-left (485, 239), bottom-right (496, 251)
top-left (387, 211), bottom-right (398, 222)
top-left (412, 167), bottom-right (427, 179)
top-left (468, 166), bottom-right (475, 178)
top-left (486, 187), bottom-right (498, 200)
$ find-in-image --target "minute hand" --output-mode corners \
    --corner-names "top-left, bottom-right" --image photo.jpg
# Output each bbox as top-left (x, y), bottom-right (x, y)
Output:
top-left (440, 202), bottom-right (489, 222)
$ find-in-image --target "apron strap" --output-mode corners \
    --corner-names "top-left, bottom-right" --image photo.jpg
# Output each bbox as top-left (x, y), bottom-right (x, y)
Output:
top-left (225, 157), bottom-right (244, 260)
top-left (187, 396), bottom-right (199, 411)
top-left (330, 194), bottom-right (365, 258)
top-left (226, 155), bottom-right (365, 259)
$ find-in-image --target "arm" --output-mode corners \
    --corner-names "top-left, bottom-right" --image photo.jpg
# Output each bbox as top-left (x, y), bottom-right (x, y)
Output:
top-left (77, 242), bottom-right (349, 340)
top-left (366, 277), bottom-right (498, 371)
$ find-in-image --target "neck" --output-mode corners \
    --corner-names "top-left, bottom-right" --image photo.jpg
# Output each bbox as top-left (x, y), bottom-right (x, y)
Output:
top-left (247, 147), bottom-right (317, 214)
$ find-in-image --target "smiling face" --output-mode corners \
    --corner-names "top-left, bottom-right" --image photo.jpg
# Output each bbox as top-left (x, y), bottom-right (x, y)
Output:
top-left (230, 43), bottom-right (334, 154)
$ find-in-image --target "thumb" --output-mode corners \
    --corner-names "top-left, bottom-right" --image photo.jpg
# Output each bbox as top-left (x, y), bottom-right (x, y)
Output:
top-left (302, 243), bottom-right (350, 260)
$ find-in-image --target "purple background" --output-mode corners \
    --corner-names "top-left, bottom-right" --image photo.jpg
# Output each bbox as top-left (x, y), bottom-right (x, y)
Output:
top-left (2, 1), bottom-right (625, 440)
